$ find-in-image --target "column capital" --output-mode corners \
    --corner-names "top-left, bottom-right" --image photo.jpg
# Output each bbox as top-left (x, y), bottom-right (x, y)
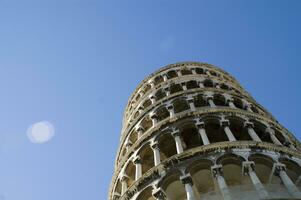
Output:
top-left (150, 113), bottom-right (158, 119)
top-left (151, 141), bottom-right (159, 150)
top-left (196, 121), bottom-right (205, 129)
top-left (171, 129), bottom-right (180, 137)
top-left (180, 174), bottom-right (193, 186)
top-left (220, 119), bottom-right (230, 127)
top-left (136, 126), bottom-right (145, 132)
top-left (244, 121), bottom-right (254, 128)
top-left (211, 164), bottom-right (223, 178)
top-left (166, 104), bottom-right (174, 110)
top-left (134, 156), bottom-right (142, 164)
top-left (152, 188), bottom-right (166, 200)
top-left (242, 161), bottom-right (255, 175)
top-left (265, 127), bottom-right (275, 135)
top-left (125, 140), bottom-right (132, 147)
top-left (187, 97), bottom-right (194, 103)
top-left (120, 175), bottom-right (129, 182)
top-left (274, 163), bottom-right (286, 176)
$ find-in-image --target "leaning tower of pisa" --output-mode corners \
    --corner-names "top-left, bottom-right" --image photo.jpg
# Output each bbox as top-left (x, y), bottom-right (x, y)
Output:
top-left (109, 62), bottom-right (301, 200)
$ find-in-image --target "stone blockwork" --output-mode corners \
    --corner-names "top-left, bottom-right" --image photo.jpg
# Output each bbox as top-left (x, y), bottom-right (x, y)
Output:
top-left (109, 62), bottom-right (301, 200)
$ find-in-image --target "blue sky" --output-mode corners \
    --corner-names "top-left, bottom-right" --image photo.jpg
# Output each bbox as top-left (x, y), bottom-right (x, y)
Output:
top-left (0, 1), bottom-right (300, 200)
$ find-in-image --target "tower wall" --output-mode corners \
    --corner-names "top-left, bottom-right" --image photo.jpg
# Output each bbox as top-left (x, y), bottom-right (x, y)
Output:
top-left (109, 62), bottom-right (301, 200)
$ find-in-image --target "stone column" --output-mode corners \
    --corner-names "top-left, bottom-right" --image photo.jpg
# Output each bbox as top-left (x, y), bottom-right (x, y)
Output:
top-left (181, 83), bottom-right (187, 91)
top-left (191, 68), bottom-right (197, 75)
top-left (265, 128), bottom-right (282, 145)
top-left (211, 165), bottom-right (231, 200)
top-left (215, 83), bottom-right (221, 89)
top-left (125, 140), bottom-right (132, 152)
top-left (243, 101), bottom-right (253, 112)
top-left (167, 104), bottom-right (175, 118)
top-left (220, 119), bottom-right (236, 142)
top-left (180, 174), bottom-right (196, 200)
top-left (162, 74), bottom-right (168, 82)
top-left (149, 81), bottom-right (155, 89)
top-left (164, 88), bottom-right (171, 96)
top-left (274, 163), bottom-right (301, 198)
top-left (150, 113), bottom-right (158, 126)
top-left (244, 121), bottom-right (262, 142)
top-left (206, 95), bottom-right (216, 107)
top-left (152, 188), bottom-right (167, 200)
top-left (187, 97), bottom-right (196, 111)
top-left (226, 98), bottom-right (236, 109)
top-left (151, 142), bottom-right (161, 166)
top-left (196, 121), bottom-right (210, 145)
top-left (150, 95), bottom-right (156, 104)
top-left (199, 82), bottom-right (205, 88)
top-left (134, 156), bottom-right (142, 180)
top-left (177, 70), bottom-right (182, 77)
top-left (243, 161), bottom-right (269, 199)
top-left (172, 130), bottom-right (184, 154)
top-left (121, 176), bottom-right (128, 195)
top-left (137, 126), bottom-right (144, 139)
top-left (206, 70), bottom-right (211, 76)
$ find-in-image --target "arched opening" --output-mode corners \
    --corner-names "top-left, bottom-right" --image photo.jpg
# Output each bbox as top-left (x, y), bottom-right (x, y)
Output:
top-left (124, 161), bottom-right (135, 187)
top-left (129, 130), bottom-right (138, 143)
top-left (279, 158), bottom-right (301, 184)
top-left (155, 89), bottom-right (166, 101)
top-left (195, 67), bottom-right (204, 74)
top-left (250, 120), bottom-right (273, 143)
top-left (220, 83), bottom-right (230, 90)
top-left (179, 122), bottom-right (202, 150)
top-left (227, 117), bottom-right (252, 141)
top-left (186, 80), bottom-right (198, 90)
top-left (181, 68), bottom-right (192, 75)
top-left (170, 84), bottom-right (183, 94)
top-left (157, 133), bottom-right (177, 161)
top-left (187, 159), bottom-right (216, 197)
top-left (274, 129), bottom-right (286, 145)
top-left (160, 171), bottom-right (186, 200)
top-left (114, 179), bottom-right (122, 195)
top-left (135, 186), bottom-right (155, 200)
top-left (138, 144), bottom-right (155, 174)
top-left (209, 70), bottom-right (218, 77)
top-left (167, 70), bottom-right (178, 79)
top-left (204, 118), bottom-right (228, 143)
top-left (140, 117), bottom-right (153, 132)
top-left (204, 79), bottom-right (214, 88)
top-left (155, 106), bottom-right (170, 121)
top-left (172, 97), bottom-right (189, 114)
top-left (249, 154), bottom-right (289, 198)
top-left (143, 99), bottom-right (152, 108)
top-left (193, 94), bottom-right (207, 107)
top-left (233, 97), bottom-right (244, 109)
top-left (154, 75), bottom-right (164, 86)
top-left (143, 84), bottom-right (151, 93)
top-left (213, 94), bottom-right (226, 106)
top-left (134, 111), bottom-right (140, 119)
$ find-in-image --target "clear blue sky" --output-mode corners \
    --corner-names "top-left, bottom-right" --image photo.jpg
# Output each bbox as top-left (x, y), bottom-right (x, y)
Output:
top-left (0, 1), bottom-right (300, 200)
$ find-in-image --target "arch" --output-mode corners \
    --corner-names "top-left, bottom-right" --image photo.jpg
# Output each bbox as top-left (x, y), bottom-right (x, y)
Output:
top-left (142, 99), bottom-right (152, 109)
top-left (157, 132), bottom-right (177, 161)
top-left (178, 121), bottom-right (202, 149)
top-left (233, 97), bottom-right (244, 109)
top-left (155, 105), bottom-right (170, 121)
top-left (166, 70), bottom-right (178, 79)
top-left (217, 154), bottom-right (246, 186)
top-left (140, 116), bottom-right (153, 132)
top-left (213, 93), bottom-right (226, 106)
top-left (186, 159), bottom-right (215, 194)
top-left (203, 116), bottom-right (228, 143)
top-left (172, 97), bottom-right (189, 114)
top-left (155, 89), bottom-right (166, 101)
top-left (248, 153), bottom-right (275, 183)
top-left (138, 143), bottom-right (155, 174)
top-left (203, 79), bottom-right (214, 88)
top-left (170, 83), bottom-right (183, 94)
top-left (114, 179), bottom-right (122, 195)
top-left (209, 70), bottom-right (218, 77)
top-left (154, 75), bottom-right (164, 86)
top-left (181, 68), bottom-right (192, 75)
top-left (227, 116), bottom-right (252, 141)
top-left (129, 130), bottom-right (138, 143)
top-left (279, 158), bottom-right (301, 184)
top-left (274, 129), bottom-right (286, 145)
top-left (193, 94), bottom-right (207, 107)
top-left (124, 160), bottom-right (135, 187)
top-left (195, 67), bottom-right (205, 74)
top-left (186, 80), bottom-right (198, 90)
top-left (249, 119), bottom-right (273, 143)
top-left (143, 84), bottom-right (151, 93)
top-left (220, 83), bottom-right (230, 90)
top-left (159, 170), bottom-right (186, 200)
top-left (135, 186), bottom-right (155, 200)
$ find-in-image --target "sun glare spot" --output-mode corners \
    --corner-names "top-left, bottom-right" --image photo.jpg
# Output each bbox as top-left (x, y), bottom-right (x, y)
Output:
top-left (27, 121), bottom-right (55, 144)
